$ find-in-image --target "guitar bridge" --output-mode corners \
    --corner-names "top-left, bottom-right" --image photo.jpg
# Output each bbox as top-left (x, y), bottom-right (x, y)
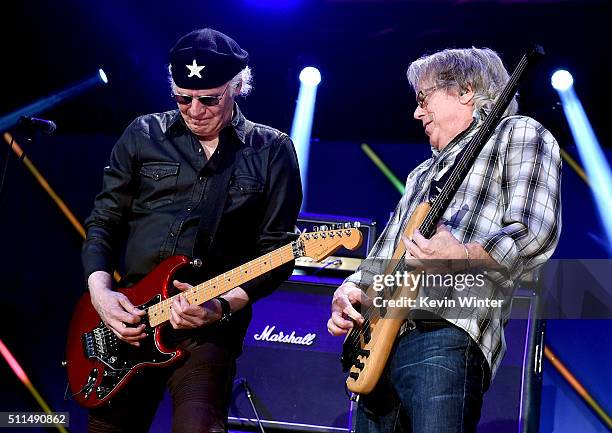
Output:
top-left (82, 323), bottom-right (119, 362)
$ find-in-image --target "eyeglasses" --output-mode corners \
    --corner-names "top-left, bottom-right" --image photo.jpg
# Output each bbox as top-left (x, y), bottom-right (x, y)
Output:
top-left (416, 85), bottom-right (442, 108)
top-left (172, 83), bottom-right (230, 107)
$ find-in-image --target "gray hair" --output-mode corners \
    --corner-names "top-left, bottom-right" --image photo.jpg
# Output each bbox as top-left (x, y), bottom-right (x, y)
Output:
top-left (167, 65), bottom-right (253, 97)
top-left (406, 47), bottom-right (518, 116)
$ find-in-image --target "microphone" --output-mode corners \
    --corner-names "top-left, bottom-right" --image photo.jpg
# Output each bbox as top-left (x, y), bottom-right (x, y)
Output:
top-left (18, 116), bottom-right (57, 134)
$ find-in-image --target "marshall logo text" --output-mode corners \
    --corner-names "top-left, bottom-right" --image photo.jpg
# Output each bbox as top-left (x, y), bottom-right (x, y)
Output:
top-left (253, 325), bottom-right (317, 346)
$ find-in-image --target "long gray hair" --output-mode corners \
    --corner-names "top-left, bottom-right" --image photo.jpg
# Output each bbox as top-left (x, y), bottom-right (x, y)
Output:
top-left (406, 47), bottom-right (518, 116)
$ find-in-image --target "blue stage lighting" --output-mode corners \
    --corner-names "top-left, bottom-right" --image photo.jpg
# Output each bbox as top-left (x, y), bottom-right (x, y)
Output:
top-left (551, 70), bottom-right (573, 91)
top-left (0, 69), bottom-right (110, 132)
top-left (244, 0), bottom-right (300, 9)
top-left (291, 67), bottom-right (322, 210)
top-left (98, 68), bottom-right (109, 84)
top-left (554, 77), bottom-right (612, 254)
top-left (299, 67), bottom-right (321, 86)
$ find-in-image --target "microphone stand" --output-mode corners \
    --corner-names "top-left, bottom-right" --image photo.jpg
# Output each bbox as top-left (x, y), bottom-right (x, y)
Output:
top-left (235, 377), bottom-right (266, 433)
top-left (0, 126), bottom-right (38, 198)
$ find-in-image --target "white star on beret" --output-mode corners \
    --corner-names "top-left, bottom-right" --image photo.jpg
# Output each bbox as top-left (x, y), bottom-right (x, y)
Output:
top-left (186, 59), bottom-right (205, 78)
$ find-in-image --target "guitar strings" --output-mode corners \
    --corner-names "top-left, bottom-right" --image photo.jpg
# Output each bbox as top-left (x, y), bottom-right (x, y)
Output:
top-left (145, 244), bottom-right (294, 322)
top-left (176, 227), bottom-right (355, 313)
top-left (145, 228), bottom-right (357, 325)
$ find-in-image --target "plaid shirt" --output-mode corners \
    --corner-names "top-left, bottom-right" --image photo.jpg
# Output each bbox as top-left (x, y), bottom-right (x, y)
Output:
top-left (345, 111), bottom-right (562, 377)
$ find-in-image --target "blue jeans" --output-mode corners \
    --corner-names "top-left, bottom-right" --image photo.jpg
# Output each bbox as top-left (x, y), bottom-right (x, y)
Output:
top-left (356, 323), bottom-right (490, 433)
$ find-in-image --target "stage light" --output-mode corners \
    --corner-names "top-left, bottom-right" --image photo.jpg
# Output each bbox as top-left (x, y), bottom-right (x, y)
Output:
top-left (0, 69), bottom-right (110, 132)
top-left (98, 68), bottom-right (109, 84)
top-left (551, 70), bottom-right (574, 91)
top-left (299, 67), bottom-right (321, 86)
top-left (553, 73), bottom-right (612, 253)
top-left (244, 0), bottom-right (300, 9)
top-left (291, 67), bottom-right (322, 210)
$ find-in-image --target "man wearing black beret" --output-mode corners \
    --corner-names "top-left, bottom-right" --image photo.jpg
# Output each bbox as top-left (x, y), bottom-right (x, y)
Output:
top-left (82, 28), bottom-right (302, 432)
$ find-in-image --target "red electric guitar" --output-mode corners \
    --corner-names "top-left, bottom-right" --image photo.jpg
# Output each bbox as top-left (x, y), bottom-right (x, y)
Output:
top-left (65, 225), bottom-right (362, 408)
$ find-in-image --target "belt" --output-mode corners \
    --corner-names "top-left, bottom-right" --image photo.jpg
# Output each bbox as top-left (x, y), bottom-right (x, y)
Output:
top-left (398, 318), bottom-right (454, 337)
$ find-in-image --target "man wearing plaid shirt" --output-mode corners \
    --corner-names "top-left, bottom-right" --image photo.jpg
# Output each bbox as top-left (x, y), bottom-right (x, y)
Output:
top-left (328, 48), bottom-right (561, 433)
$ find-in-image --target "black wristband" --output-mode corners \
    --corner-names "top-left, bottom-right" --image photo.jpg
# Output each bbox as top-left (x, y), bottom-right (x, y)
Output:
top-left (217, 297), bottom-right (232, 323)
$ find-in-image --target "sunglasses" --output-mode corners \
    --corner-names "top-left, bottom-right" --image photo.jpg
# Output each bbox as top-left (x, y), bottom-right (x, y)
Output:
top-left (172, 83), bottom-right (230, 107)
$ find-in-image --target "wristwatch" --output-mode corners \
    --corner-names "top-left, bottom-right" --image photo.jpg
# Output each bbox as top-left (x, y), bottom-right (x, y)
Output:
top-left (216, 297), bottom-right (232, 324)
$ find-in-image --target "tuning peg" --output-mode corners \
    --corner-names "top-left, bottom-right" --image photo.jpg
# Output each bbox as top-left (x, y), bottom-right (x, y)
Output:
top-left (344, 222), bottom-right (351, 228)
top-left (313, 226), bottom-right (319, 232)
top-left (320, 225), bottom-right (328, 231)
top-left (353, 221), bottom-right (361, 228)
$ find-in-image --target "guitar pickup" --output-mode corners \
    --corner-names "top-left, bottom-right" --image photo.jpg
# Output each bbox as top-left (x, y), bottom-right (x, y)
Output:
top-left (359, 349), bottom-right (370, 357)
top-left (379, 305), bottom-right (387, 318)
top-left (363, 322), bottom-right (372, 344)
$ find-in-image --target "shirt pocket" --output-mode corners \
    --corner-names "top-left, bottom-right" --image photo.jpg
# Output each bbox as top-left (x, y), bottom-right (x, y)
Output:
top-left (230, 175), bottom-right (264, 193)
top-left (226, 175), bottom-right (264, 213)
top-left (138, 161), bottom-right (180, 209)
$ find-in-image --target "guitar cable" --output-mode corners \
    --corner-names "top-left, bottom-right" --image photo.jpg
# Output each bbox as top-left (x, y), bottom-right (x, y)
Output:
top-left (313, 258), bottom-right (343, 275)
top-left (235, 377), bottom-right (266, 433)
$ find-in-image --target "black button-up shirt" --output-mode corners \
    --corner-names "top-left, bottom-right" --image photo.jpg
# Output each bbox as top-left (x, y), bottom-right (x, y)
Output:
top-left (82, 104), bottom-right (302, 308)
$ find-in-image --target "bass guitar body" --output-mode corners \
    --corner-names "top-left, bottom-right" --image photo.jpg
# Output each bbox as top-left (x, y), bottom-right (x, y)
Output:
top-left (342, 203), bottom-right (430, 394)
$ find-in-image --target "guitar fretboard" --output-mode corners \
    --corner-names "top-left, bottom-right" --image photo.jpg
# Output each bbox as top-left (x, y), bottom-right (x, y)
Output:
top-left (148, 243), bottom-right (296, 327)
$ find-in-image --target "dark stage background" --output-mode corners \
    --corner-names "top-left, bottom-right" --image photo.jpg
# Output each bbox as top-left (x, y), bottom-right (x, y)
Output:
top-left (1, 1), bottom-right (611, 432)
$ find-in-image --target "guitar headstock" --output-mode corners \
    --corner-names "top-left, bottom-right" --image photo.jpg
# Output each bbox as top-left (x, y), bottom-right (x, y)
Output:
top-left (297, 223), bottom-right (363, 262)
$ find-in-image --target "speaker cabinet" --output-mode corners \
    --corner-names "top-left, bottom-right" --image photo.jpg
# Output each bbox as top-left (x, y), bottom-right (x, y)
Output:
top-left (229, 276), bottom-right (352, 432)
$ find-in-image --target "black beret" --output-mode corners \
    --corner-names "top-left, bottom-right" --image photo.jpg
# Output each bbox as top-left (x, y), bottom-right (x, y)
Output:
top-left (169, 28), bottom-right (249, 90)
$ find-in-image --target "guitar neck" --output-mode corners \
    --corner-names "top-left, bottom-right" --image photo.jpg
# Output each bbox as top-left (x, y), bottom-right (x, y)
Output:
top-left (148, 242), bottom-right (298, 327)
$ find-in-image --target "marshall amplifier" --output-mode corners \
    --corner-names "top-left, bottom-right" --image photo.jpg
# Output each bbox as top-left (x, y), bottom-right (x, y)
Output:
top-left (297, 213), bottom-right (377, 259)
top-left (295, 213), bottom-right (377, 275)
top-left (228, 275), bottom-right (352, 433)
top-left (226, 277), bottom-right (543, 433)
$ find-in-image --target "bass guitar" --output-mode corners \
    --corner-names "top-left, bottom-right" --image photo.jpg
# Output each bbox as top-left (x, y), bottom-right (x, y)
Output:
top-left (66, 225), bottom-right (362, 408)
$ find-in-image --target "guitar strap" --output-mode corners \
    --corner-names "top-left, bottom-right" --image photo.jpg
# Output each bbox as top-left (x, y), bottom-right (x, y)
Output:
top-left (192, 119), bottom-right (255, 263)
